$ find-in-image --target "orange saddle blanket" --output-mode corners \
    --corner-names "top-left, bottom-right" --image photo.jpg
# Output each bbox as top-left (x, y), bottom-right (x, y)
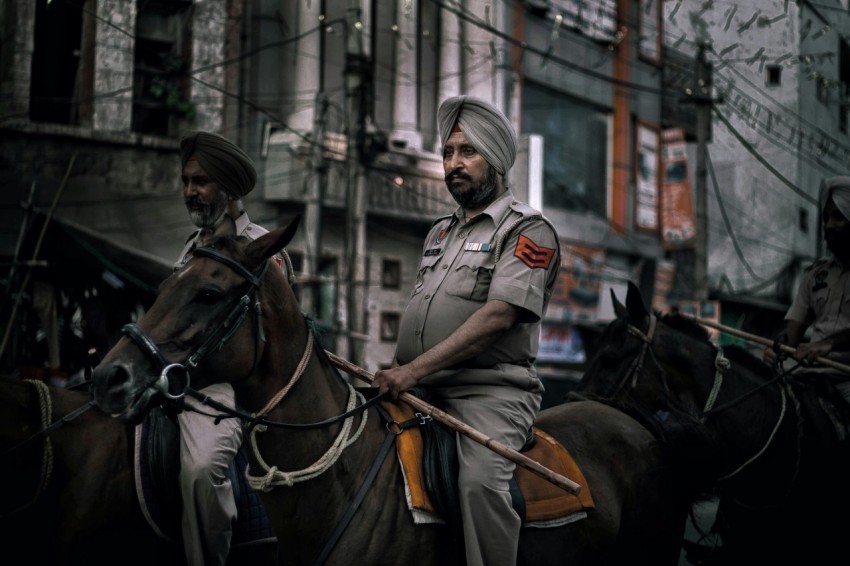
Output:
top-left (382, 401), bottom-right (595, 525)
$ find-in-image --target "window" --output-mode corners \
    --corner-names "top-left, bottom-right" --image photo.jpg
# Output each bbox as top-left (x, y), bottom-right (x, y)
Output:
top-left (765, 65), bottom-right (782, 87)
top-left (816, 79), bottom-right (829, 105)
top-left (840, 41), bottom-right (850, 133)
top-left (381, 259), bottom-right (401, 289)
top-left (30, 0), bottom-right (86, 124)
top-left (522, 82), bottom-right (610, 216)
top-left (132, 0), bottom-right (193, 136)
top-left (799, 207), bottom-right (808, 234)
top-left (316, 258), bottom-right (338, 328)
top-left (380, 312), bottom-right (400, 342)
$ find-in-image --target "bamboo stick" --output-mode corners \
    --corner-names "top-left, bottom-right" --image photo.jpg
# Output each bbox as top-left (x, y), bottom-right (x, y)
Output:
top-left (680, 313), bottom-right (850, 375)
top-left (324, 350), bottom-right (582, 495)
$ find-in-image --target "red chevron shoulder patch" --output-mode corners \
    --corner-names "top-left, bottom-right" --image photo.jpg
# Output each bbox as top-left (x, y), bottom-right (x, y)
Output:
top-left (514, 234), bottom-right (555, 269)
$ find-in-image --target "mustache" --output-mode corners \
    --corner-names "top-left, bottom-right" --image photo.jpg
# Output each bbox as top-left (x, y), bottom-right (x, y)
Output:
top-left (445, 169), bottom-right (472, 183)
top-left (185, 196), bottom-right (210, 210)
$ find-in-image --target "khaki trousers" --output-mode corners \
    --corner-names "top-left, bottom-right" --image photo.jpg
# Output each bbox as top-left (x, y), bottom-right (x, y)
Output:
top-left (440, 382), bottom-right (541, 566)
top-left (177, 382), bottom-right (242, 566)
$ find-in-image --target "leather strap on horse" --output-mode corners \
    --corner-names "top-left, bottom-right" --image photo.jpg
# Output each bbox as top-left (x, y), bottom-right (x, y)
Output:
top-left (324, 351), bottom-right (582, 495)
top-left (313, 403), bottom-right (420, 566)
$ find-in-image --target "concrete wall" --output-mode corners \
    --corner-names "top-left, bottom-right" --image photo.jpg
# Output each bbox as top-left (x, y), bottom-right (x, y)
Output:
top-left (664, 0), bottom-right (850, 299)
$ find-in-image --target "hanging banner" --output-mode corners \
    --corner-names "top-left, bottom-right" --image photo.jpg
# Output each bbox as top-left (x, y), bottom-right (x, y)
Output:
top-left (538, 324), bottom-right (587, 363)
top-left (549, 243), bottom-right (606, 323)
top-left (651, 259), bottom-right (676, 313)
top-left (635, 123), bottom-right (660, 231)
top-left (660, 128), bottom-right (697, 249)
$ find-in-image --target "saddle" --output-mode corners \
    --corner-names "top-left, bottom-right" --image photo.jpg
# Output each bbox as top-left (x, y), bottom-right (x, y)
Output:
top-left (134, 407), bottom-right (276, 547)
top-left (381, 389), bottom-right (595, 530)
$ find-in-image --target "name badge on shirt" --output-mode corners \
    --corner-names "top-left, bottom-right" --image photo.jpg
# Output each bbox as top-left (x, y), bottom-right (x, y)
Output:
top-left (424, 248), bottom-right (442, 256)
top-left (464, 242), bottom-right (491, 252)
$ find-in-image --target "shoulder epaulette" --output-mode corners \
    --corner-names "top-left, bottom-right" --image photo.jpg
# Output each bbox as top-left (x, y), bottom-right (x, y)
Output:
top-left (493, 202), bottom-right (558, 262)
top-left (804, 258), bottom-right (829, 272)
top-left (430, 213), bottom-right (453, 229)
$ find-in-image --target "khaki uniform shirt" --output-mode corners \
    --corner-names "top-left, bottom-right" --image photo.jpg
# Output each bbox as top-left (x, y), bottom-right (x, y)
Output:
top-left (396, 190), bottom-right (560, 387)
top-left (175, 210), bottom-right (269, 269)
top-left (785, 257), bottom-right (850, 372)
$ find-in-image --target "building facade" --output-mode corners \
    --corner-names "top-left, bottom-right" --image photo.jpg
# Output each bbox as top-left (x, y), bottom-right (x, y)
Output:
top-left (663, 0), bottom-right (850, 339)
top-left (238, 0), bottom-right (671, 390)
top-left (2, 0), bottom-right (680, 390)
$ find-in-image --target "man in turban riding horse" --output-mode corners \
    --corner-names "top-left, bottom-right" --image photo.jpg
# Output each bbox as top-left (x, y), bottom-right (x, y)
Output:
top-left (373, 96), bottom-right (561, 566)
top-left (764, 176), bottom-right (850, 404)
top-left (174, 130), bottom-right (278, 566)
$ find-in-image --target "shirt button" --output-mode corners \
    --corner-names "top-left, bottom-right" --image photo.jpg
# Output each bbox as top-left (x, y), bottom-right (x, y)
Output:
top-left (442, 264), bottom-right (448, 270)
top-left (415, 329), bottom-right (421, 335)
top-left (424, 294), bottom-right (431, 300)
top-left (459, 232), bottom-right (467, 239)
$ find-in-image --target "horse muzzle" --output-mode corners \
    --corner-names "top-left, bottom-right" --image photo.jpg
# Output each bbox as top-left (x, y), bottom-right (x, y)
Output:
top-left (91, 361), bottom-right (162, 424)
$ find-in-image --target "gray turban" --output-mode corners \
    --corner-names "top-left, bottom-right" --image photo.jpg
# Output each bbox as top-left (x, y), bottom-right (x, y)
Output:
top-left (823, 176), bottom-right (850, 220)
top-left (180, 130), bottom-right (257, 197)
top-left (437, 95), bottom-right (517, 175)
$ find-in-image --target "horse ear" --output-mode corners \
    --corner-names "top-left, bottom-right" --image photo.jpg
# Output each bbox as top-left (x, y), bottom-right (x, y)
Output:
top-left (246, 214), bottom-right (302, 261)
top-left (625, 281), bottom-right (649, 323)
top-left (611, 288), bottom-right (627, 318)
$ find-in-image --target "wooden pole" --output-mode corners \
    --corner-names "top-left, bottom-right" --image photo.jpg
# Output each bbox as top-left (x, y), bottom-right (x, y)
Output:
top-left (324, 350), bottom-right (582, 495)
top-left (680, 313), bottom-right (850, 375)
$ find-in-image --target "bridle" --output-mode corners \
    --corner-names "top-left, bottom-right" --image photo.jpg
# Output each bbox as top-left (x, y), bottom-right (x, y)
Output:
top-left (623, 314), bottom-right (802, 486)
top-left (620, 314), bottom-right (660, 395)
top-left (118, 244), bottom-right (384, 430)
top-left (121, 246), bottom-right (270, 402)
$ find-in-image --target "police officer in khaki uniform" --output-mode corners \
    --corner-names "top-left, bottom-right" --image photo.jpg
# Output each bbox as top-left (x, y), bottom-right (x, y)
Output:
top-left (764, 176), bottom-right (850, 402)
top-left (373, 96), bottom-right (561, 566)
top-left (175, 130), bottom-right (280, 566)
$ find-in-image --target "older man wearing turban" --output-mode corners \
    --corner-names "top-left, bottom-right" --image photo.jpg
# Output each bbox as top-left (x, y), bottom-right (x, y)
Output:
top-left (764, 175), bottom-right (850, 404)
top-left (373, 96), bottom-right (561, 566)
top-left (173, 130), bottom-right (272, 566)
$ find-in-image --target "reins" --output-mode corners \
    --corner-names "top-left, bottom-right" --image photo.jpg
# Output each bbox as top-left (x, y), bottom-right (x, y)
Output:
top-left (2, 379), bottom-right (95, 517)
top-left (624, 315), bottom-right (804, 486)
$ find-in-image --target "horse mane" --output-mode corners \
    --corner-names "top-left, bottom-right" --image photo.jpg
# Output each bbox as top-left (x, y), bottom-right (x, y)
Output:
top-left (658, 312), bottom-right (711, 343)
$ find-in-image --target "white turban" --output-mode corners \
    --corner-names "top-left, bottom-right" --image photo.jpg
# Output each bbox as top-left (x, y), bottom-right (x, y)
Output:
top-left (437, 95), bottom-right (517, 175)
top-left (823, 176), bottom-right (850, 220)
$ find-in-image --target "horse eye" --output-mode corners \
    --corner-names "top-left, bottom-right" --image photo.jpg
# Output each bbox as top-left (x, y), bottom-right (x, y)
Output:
top-left (196, 289), bottom-right (223, 304)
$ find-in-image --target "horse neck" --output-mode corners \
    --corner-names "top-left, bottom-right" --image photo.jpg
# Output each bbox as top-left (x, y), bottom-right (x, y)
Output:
top-left (237, 308), bottom-right (357, 441)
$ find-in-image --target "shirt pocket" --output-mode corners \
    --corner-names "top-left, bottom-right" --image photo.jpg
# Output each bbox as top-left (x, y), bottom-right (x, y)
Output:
top-left (812, 288), bottom-right (830, 318)
top-left (445, 252), bottom-right (495, 302)
top-left (413, 254), bottom-right (442, 295)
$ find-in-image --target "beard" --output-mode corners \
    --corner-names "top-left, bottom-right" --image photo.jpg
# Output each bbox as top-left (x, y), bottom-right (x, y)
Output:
top-left (446, 165), bottom-right (499, 209)
top-left (185, 191), bottom-right (229, 229)
top-left (825, 231), bottom-right (849, 259)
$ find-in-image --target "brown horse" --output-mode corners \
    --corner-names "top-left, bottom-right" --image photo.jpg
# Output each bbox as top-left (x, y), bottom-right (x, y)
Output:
top-left (1, 381), bottom-right (280, 564)
top-left (0, 376), bottom-right (184, 566)
top-left (575, 281), bottom-right (850, 565)
top-left (90, 217), bottom-right (718, 565)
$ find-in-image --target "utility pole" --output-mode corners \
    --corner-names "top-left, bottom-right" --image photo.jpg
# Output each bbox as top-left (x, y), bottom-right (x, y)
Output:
top-left (302, 92), bottom-right (328, 316)
top-left (693, 43), bottom-right (711, 302)
top-left (344, 1), bottom-right (368, 365)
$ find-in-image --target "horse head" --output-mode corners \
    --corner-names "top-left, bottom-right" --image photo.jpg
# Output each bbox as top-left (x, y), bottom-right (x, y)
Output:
top-left (91, 216), bottom-right (302, 423)
top-left (578, 281), bottom-right (709, 416)
top-left (578, 281), bottom-right (850, 563)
